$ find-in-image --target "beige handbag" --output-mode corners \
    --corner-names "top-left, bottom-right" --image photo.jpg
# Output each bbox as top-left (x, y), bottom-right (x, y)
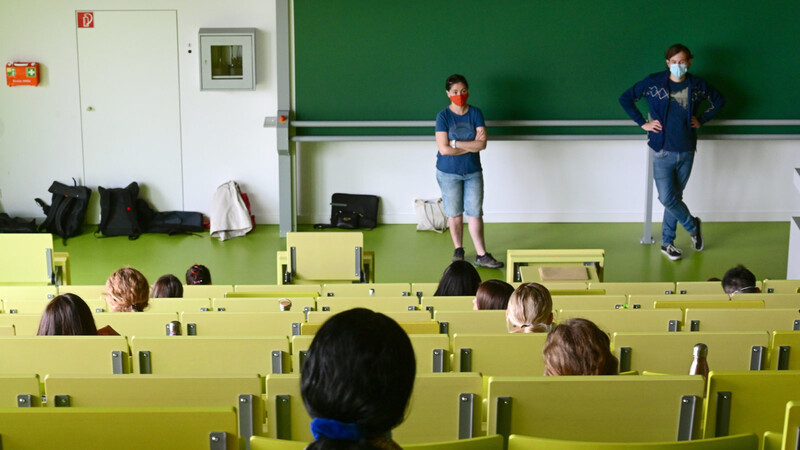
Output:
top-left (414, 198), bottom-right (448, 233)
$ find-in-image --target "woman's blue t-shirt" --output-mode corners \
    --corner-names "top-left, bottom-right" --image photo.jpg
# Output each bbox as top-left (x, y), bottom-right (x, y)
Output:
top-left (435, 106), bottom-right (485, 175)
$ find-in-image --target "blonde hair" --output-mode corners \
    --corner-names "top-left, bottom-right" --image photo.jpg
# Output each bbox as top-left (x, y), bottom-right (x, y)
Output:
top-left (506, 282), bottom-right (553, 333)
top-left (543, 318), bottom-right (618, 376)
top-left (105, 267), bottom-right (149, 312)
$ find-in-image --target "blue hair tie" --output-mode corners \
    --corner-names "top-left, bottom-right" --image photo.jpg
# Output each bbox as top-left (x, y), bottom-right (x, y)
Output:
top-left (310, 418), bottom-right (362, 441)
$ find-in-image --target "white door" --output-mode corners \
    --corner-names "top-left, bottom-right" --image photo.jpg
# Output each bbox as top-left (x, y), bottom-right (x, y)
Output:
top-left (77, 10), bottom-right (182, 222)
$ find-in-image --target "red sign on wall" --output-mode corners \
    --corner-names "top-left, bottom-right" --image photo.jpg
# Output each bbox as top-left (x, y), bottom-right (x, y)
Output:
top-left (77, 12), bottom-right (94, 28)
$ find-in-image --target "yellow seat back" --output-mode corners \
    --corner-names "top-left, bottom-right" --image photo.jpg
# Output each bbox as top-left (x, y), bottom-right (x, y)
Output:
top-left (779, 401), bottom-right (800, 450)
top-left (322, 282), bottom-right (412, 297)
top-left (552, 295), bottom-right (636, 310)
top-left (0, 233), bottom-right (55, 285)
top-left (588, 281), bottom-right (675, 295)
top-left (703, 371), bottom-right (800, 440)
top-left (57, 285), bottom-right (106, 301)
top-left (234, 284), bottom-right (321, 295)
top-left (0, 375), bottom-right (41, 407)
top-left (507, 433), bottom-right (758, 450)
top-left (183, 284), bottom-right (234, 298)
top-left (181, 311), bottom-right (305, 337)
top-left (0, 336), bottom-right (129, 375)
top-left (685, 308), bottom-right (800, 333)
top-left (434, 310), bottom-right (507, 335)
top-left (558, 309), bottom-right (683, 333)
top-left (93, 312), bottom-right (179, 337)
top-left (0, 314), bottom-right (45, 336)
top-left (453, 334), bottom-right (548, 377)
top-left (412, 282), bottom-right (440, 298)
top-left (130, 336), bottom-right (290, 375)
top-left (612, 331), bottom-right (770, 373)
top-left (144, 298), bottom-right (212, 314)
top-left (250, 436), bottom-right (308, 450)
top-left (488, 375), bottom-right (705, 442)
top-left (0, 285), bottom-right (57, 300)
top-left (286, 231), bottom-right (364, 282)
top-left (404, 435), bottom-right (504, 450)
top-left (316, 296), bottom-right (418, 313)
top-left (763, 280), bottom-right (800, 294)
top-left (769, 331), bottom-right (800, 370)
top-left (213, 297), bottom-right (316, 313)
top-left (0, 406), bottom-right (237, 449)
top-left (421, 296), bottom-right (475, 312)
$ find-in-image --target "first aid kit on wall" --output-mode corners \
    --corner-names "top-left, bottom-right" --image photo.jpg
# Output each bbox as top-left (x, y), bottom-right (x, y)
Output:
top-left (6, 62), bottom-right (40, 86)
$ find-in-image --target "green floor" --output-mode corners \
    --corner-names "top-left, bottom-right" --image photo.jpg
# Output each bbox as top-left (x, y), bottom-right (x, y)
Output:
top-left (54, 222), bottom-right (790, 286)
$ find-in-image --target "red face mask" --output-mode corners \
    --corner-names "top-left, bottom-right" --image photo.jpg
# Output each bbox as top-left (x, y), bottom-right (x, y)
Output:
top-left (449, 93), bottom-right (469, 107)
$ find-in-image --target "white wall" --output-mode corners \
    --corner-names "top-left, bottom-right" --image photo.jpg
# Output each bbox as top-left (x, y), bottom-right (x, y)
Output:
top-left (2, 1), bottom-right (798, 225)
top-left (297, 139), bottom-right (800, 224)
top-left (0, 0), bottom-right (279, 222)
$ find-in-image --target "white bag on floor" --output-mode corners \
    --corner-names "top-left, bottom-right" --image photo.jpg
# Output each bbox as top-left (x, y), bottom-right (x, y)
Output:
top-left (210, 181), bottom-right (253, 241)
top-left (414, 198), bottom-right (448, 233)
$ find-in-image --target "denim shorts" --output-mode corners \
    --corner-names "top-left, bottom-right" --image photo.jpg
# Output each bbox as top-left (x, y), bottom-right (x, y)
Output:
top-left (436, 169), bottom-right (484, 217)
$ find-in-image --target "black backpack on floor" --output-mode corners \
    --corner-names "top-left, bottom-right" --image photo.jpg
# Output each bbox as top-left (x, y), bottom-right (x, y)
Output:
top-left (0, 213), bottom-right (37, 233)
top-left (97, 182), bottom-right (145, 240)
top-left (35, 179), bottom-right (92, 243)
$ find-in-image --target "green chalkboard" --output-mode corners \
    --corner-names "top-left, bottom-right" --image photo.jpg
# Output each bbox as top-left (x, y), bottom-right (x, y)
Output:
top-left (294, 0), bottom-right (800, 136)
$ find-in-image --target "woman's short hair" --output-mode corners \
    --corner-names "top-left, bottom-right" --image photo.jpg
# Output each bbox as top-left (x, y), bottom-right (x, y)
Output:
top-left (475, 279), bottom-right (514, 310)
top-left (433, 260), bottom-right (481, 296)
top-left (185, 264), bottom-right (212, 285)
top-left (105, 267), bottom-right (149, 312)
top-left (301, 308), bottom-right (415, 448)
top-left (543, 318), bottom-right (618, 376)
top-left (151, 274), bottom-right (183, 298)
top-left (37, 293), bottom-right (98, 336)
top-left (445, 74), bottom-right (469, 91)
top-left (665, 43), bottom-right (694, 60)
top-left (506, 282), bottom-right (553, 333)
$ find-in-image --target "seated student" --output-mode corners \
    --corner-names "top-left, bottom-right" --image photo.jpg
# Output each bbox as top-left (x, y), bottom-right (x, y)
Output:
top-left (37, 293), bottom-right (98, 336)
top-left (722, 264), bottom-right (760, 298)
top-left (151, 274), bottom-right (183, 298)
top-left (543, 318), bottom-right (618, 376)
top-left (105, 266), bottom-right (150, 312)
top-left (185, 264), bottom-right (212, 285)
top-left (506, 282), bottom-right (553, 333)
top-left (433, 260), bottom-right (481, 296)
top-left (301, 308), bottom-right (415, 450)
top-left (473, 279), bottom-right (514, 310)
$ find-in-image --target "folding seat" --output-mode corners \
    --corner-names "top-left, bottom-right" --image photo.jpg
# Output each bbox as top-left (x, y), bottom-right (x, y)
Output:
top-left (180, 311), bottom-right (305, 337)
top-left (0, 285), bottom-right (57, 301)
top-left (769, 331), bottom-right (800, 370)
top-left (732, 293), bottom-right (800, 309)
top-left (321, 282), bottom-right (412, 297)
top-left (612, 331), bottom-right (771, 373)
top-left (434, 310), bottom-right (507, 335)
top-left (57, 284), bottom-right (106, 301)
top-left (2, 298), bottom-right (51, 315)
top-left (92, 312), bottom-right (180, 337)
top-left (452, 333), bottom-right (548, 377)
top-left (0, 406), bottom-right (238, 449)
top-left (315, 296), bottom-right (418, 313)
top-left (763, 401), bottom-right (800, 450)
top-left (552, 295), bottom-right (635, 311)
top-left (213, 297), bottom-right (316, 313)
top-left (0, 314), bottom-right (45, 336)
top-left (265, 373), bottom-right (483, 444)
top-left (487, 375), bottom-right (705, 442)
top-left (588, 281), bottom-right (676, 296)
top-left (44, 374), bottom-right (263, 448)
top-left (703, 371), bottom-right (800, 440)
top-left (558, 308), bottom-right (683, 333)
top-left (507, 433), bottom-right (758, 450)
top-left (0, 374), bottom-right (41, 407)
top-left (412, 282), bottom-right (439, 299)
top-left (130, 336), bottom-right (290, 375)
top-left (276, 232), bottom-right (374, 284)
top-left (144, 298), bottom-right (212, 314)
top-left (0, 233), bottom-right (58, 285)
top-left (762, 280), bottom-right (800, 294)
top-left (684, 308), bottom-right (800, 333)
top-left (0, 336), bottom-right (130, 376)
top-left (305, 310), bottom-right (431, 324)
top-left (421, 296), bottom-right (475, 313)
top-left (674, 281), bottom-right (761, 296)
top-left (183, 284), bottom-right (235, 299)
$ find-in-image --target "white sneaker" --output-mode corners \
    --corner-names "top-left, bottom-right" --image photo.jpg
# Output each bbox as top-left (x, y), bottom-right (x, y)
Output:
top-left (661, 244), bottom-right (683, 261)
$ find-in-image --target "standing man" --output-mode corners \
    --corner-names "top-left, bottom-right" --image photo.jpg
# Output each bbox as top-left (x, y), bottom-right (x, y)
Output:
top-left (620, 44), bottom-right (726, 260)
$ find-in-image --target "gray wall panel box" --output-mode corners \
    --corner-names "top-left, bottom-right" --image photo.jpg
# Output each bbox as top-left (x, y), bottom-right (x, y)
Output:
top-left (199, 28), bottom-right (256, 90)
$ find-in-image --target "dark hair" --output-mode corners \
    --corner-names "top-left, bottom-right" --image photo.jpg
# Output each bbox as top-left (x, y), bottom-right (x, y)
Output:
top-left (543, 318), bottom-right (618, 376)
top-left (433, 260), bottom-right (481, 296)
top-left (665, 43), bottom-right (694, 61)
top-left (151, 274), bottom-right (183, 298)
top-left (445, 74), bottom-right (468, 91)
top-left (37, 293), bottom-right (98, 336)
top-left (475, 279), bottom-right (514, 310)
top-left (722, 265), bottom-right (758, 295)
top-left (185, 264), bottom-right (212, 285)
top-left (301, 308), bottom-right (415, 449)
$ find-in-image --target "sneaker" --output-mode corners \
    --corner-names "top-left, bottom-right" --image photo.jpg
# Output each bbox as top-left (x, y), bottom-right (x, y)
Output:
top-left (691, 217), bottom-right (704, 251)
top-left (661, 244), bottom-right (683, 261)
top-left (452, 247), bottom-right (465, 262)
top-left (476, 253), bottom-right (505, 269)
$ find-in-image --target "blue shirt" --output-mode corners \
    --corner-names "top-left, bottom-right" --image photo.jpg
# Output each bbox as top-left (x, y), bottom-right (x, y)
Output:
top-left (435, 106), bottom-right (485, 175)
top-left (663, 79), bottom-right (694, 152)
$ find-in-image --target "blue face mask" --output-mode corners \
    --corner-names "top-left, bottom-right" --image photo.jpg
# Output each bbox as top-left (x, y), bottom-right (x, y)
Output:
top-left (670, 64), bottom-right (688, 79)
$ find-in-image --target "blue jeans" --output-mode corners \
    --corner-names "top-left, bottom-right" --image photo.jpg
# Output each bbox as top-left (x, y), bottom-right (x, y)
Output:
top-left (436, 169), bottom-right (484, 217)
top-left (652, 149), bottom-right (697, 245)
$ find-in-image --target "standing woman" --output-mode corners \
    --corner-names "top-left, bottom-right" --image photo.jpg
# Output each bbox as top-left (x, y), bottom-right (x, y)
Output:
top-left (619, 44), bottom-right (725, 261)
top-left (435, 74), bottom-right (503, 269)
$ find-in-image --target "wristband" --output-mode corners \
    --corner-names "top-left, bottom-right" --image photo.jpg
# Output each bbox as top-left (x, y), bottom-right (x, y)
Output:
top-left (450, 139), bottom-right (456, 148)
